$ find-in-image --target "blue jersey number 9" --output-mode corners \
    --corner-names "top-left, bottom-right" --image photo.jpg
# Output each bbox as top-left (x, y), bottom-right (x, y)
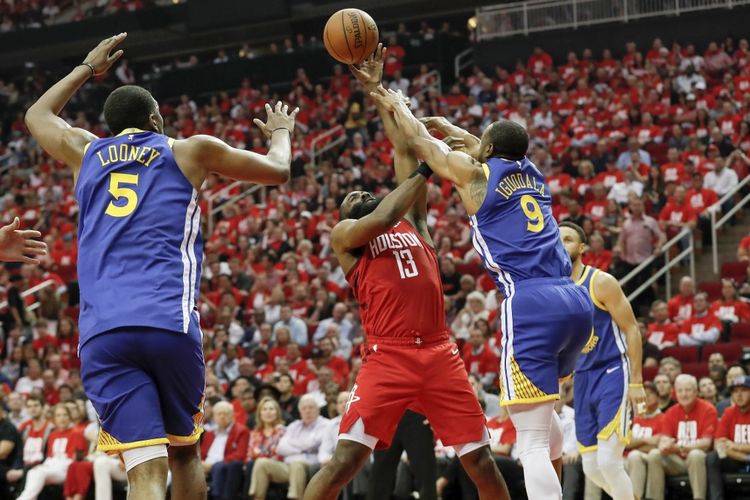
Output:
top-left (520, 194), bottom-right (544, 233)
top-left (105, 173), bottom-right (139, 217)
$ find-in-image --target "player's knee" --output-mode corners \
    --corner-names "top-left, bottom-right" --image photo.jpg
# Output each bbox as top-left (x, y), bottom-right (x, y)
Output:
top-left (463, 446), bottom-right (496, 478)
top-left (167, 443), bottom-right (200, 465)
top-left (645, 448), bottom-right (662, 464)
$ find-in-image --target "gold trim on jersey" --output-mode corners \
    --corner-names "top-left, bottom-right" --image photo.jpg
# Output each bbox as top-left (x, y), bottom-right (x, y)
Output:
top-left (587, 267), bottom-right (608, 311)
top-left (576, 265), bottom-right (593, 286)
top-left (501, 356), bottom-right (560, 406)
top-left (116, 127), bottom-right (147, 137)
top-left (167, 137), bottom-right (176, 149)
top-left (481, 163), bottom-right (490, 179)
top-left (578, 443), bottom-right (598, 453)
top-left (82, 142), bottom-right (92, 155)
top-left (596, 405), bottom-right (631, 445)
top-left (97, 429), bottom-right (169, 454)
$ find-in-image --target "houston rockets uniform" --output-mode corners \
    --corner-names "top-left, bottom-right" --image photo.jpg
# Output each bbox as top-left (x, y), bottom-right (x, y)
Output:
top-left (574, 265), bottom-right (631, 452)
top-left (75, 128), bottom-right (205, 453)
top-left (341, 220), bottom-right (486, 449)
top-left (470, 157), bottom-right (593, 405)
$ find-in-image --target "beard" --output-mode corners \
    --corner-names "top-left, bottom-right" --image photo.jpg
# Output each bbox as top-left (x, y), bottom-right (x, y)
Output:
top-left (348, 197), bottom-right (382, 219)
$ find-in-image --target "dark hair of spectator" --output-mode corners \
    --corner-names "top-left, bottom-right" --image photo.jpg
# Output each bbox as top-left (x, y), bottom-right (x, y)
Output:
top-left (486, 120), bottom-right (529, 161)
top-left (103, 85), bottom-right (156, 135)
top-left (559, 220), bottom-right (588, 245)
top-left (26, 394), bottom-right (45, 406)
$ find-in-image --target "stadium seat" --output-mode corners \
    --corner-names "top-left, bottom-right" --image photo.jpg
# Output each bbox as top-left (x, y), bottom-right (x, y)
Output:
top-left (731, 323), bottom-right (750, 341)
top-left (702, 342), bottom-right (743, 364)
top-left (661, 346), bottom-right (700, 364)
top-left (699, 281), bottom-right (722, 301)
top-left (721, 261), bottom-right (748, 283)
top-left (643, 365), bottom-right (658, 381)
top-left (681, 361), bottom-right (709, 379)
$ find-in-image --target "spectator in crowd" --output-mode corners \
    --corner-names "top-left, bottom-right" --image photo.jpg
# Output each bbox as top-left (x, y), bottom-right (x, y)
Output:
top-left (451, 292), bottom-right (489, 340)
top-left (468, 373), bottom-right (500, 419)
top-left (15, 359), bottom-right (43, 396)
top-left (581, 232), bottom-right (612, 272)
top-left (706, 375), bottom-right (750, 500)
top-left (274, 305), bottom-right (309, 347)
top-left (16, 404), bottom-right (87, 500)
top-left (462, 331), bottom-right (500, 390)
top-left (617, 137), bottom-right (652, 171)
top-left (647, 300), bottom-right (680, 349)
top-left (313, 303), bottom-right (351, 343)
top-left (654, 373), bottom-right (676, 412)
top-left (249, 395), bottom-right (327, 499)
top-left (711, 278), bottom-right (750, 324)
top-left (669, 276), bottom-right (696, 323)
top-left (717, 365), bottom-right (748, 416)
top-left (705, 156), bottom-right (739, 208)
top-left (678, 292), bottom-right (722, 346)
top-left (13, 394), bottom-right (50, 481)
top-left (616, 196), bottom-right (664, 311)
top-left (638, 320), bottom-right (661, 367)
top-left (243, 397), bottom-right (286, 498)
top-left (626, 381), bottom-right (665, 500)
top-left (699, 377), bottom-right (720, 405)
top-left (93, 451), bottom-right (128, 500)
top-left (645, 374), bottom-right (717, 500)
top-left (659, 357), bottom-right (682, 384)
top-left (6, 393), bottom-right (27, 428)
top-left (200, 401), bottom-right (249, 500)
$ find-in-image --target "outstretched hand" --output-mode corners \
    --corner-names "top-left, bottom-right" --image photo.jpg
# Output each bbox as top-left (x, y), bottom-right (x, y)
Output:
top-left (349, 43), bottom-right (385, 91)
top-left (369, 86), bottom-right (406, 112)
top-left (629, 385), bottom-right (647, 417)
top-left (0, 218), bottom-right (47, 265)
top-left (82, 32), bottom-right (127, 76)
top-left (253, 101), bottom-right (300, 139)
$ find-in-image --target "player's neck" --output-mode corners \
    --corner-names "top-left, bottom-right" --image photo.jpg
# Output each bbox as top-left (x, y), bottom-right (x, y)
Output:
top-left (570, 258), bottom-right (584, 282)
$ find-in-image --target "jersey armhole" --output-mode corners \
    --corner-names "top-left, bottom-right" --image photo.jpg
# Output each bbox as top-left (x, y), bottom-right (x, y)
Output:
top-left (82, 142), bottom-right (92, 156)
top-left (589, 269), bottom-right (608, 311)
top-left (481, 163), bottom-right (490, 179)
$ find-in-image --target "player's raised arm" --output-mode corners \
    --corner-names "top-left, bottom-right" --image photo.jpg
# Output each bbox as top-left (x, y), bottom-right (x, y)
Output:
top-left (174, 101), bottom-right (298, 185)
top-left (25, 34), bottom-right (125, 173)
top-left (420, 116), bottom-right (481, 159)
top-left (371, 87), bottom-right (487, 214)
top-left (349, 46), bottom-right (432, 242)
top-left (593, 271), bottom-right (647, 413)
top-left (331, 168), bottom-right (432, 255)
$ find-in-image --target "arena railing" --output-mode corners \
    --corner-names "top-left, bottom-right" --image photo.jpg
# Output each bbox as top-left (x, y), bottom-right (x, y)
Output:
top-left (454, 48), bottom-right (475, 78)
top-left (206, 183), bottom-right (266, 236)
top-left (476, 0), bottom-right (750, 40)
top-left (310, 125), bottom-right (347, 168)
top-left (619, 227), bottom-right (695, 304)
top-left (710, 173), bottom-right (750, 274)
top-left (0, 279), bottom-right (57, 315)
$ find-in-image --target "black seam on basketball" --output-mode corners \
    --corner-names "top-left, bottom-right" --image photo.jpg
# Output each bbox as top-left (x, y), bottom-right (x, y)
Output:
top-left (340, 10), bottom-right (355, 63)
top-left (325, 26), bottom-right (345, 63)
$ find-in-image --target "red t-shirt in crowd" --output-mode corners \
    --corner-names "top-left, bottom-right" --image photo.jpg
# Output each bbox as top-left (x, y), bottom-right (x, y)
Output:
top-left (632, 413), bottom-right (665, 440)
top-left (668, 294), bottom-right (694, 323)
top-left (462, 342), bottom-right (500, 379)
top-left (582, 250), bottom-right (613, 272)
top-left (659, 201), bottom-right (697, 226)
top-left (710, 300), bottom-right (750, 323)
top-left (647, 321), bottom-right (680, 348)
top-left (662, 399), bottom-right (718, 446)
top-left (679, 312), bottom-right (722, 338)
top-left (486, 415), bottom-right (516, 453)
top-left (45, 427), bottom-right (87, 461)
top-left (18, 420), bottom-right (50, 466)
top-left (686, 188), bottom-right (719, 215)
top-left (716, 405), bottom-right (750, 443)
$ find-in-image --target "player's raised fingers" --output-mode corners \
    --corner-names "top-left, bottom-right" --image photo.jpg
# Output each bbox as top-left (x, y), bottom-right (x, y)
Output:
top-left (25, 246), bottom-right (47, 256)
top-left (18, 229), bottom-right (42, 238)
top-left (282, 104), bottom-right (289, 115)
top-left (265, 103), bottom-right (273, 115)
top-left (21, 256), bottom-right (41, 265)
top-left (290, 107), bottom-right (300, 119)
top-left (253, 118), bottom-right (266, 130)
top-left (275, 101), bottom-right (282, 113)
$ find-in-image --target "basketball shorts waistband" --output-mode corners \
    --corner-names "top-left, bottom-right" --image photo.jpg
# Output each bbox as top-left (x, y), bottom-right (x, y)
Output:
top-left (365, 332), bottom-right (450, 347)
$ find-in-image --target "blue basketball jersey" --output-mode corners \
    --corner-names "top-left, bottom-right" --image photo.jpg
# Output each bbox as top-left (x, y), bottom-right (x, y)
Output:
top-left (75, 128), bottom-right (203, 346)
top-left (470, 156), bottom-right (572, 296)
top-left (575, 265), bottom-right (629, 372)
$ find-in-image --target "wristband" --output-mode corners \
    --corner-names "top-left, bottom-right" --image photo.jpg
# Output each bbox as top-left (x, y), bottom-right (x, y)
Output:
top-left (410, 161), bottom-right (433, 179)
top-left (271, 128), bottom-right (291, 135)
top-left (78, 63), bottom-right (95, 76)
top-left (629, 383), bottom-right (644, 389)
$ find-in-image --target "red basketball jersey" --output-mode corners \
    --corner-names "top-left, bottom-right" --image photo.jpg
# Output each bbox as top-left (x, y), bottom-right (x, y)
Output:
top-left (346, 220), bottom-right (447, 339)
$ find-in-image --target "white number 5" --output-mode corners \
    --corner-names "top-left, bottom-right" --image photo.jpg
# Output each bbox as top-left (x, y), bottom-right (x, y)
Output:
top-left (393, 249), bottom-right (418, 279)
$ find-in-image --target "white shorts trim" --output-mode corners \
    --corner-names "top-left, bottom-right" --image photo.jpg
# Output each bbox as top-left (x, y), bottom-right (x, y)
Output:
top-left (338, 417), bottom-right (378, 449)
top-left (121, 444), bottom-right (168, 472)
top-left (453, 426), bottom-right (491, 457)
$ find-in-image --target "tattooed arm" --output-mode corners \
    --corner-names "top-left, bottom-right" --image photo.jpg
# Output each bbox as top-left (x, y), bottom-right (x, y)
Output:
top-left (371, 87), bottom-right (487, 215)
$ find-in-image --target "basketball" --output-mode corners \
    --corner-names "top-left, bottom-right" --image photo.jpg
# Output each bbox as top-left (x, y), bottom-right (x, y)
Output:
top-left (323, 8), bottom-right (379, 65)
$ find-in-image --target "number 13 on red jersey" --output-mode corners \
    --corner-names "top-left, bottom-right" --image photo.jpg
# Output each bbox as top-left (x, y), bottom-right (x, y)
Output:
top-left (393, 249), bottom-right (419, 279)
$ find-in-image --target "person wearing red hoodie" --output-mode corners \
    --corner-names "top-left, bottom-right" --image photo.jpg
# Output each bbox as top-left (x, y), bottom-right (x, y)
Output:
top-left (201, 401), bottom-right (250, 500)
top-left (16, 404), bottom-right (87, 500)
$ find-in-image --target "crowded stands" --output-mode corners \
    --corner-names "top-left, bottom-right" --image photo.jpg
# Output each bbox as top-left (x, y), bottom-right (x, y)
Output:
top-left (1, 17), bottom-right (750, 499)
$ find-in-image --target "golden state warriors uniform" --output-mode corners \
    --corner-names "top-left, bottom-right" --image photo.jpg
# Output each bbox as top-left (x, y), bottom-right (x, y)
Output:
top-left (471, 157), bottom-right (593, 405)
top-left (76, 128), bottom-right (205, 453)
top-left (574, 266), bottom-right (631, 452)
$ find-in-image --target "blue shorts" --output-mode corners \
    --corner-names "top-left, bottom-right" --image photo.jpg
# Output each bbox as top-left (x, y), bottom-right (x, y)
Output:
top-left (499, 278), bottom-right (593, 405)
top-left (80, 327), bottom-right (205, 453)
top-left (574, 363), bottom-right (631, 452)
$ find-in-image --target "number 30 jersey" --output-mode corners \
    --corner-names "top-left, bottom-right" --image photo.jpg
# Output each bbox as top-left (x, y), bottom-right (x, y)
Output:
top-left (75, 128), bottom-right (203, 346)
top-left (470, 156), bottom-right (571, 296)
top-left (346, 220), bottom-right (448, 340)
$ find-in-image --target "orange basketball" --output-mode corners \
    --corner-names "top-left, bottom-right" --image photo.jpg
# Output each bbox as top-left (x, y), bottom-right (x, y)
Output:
top-left (323, 8), bottom-right (379, 65)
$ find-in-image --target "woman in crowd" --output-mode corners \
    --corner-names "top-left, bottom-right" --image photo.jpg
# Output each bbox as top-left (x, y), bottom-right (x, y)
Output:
top-left (244, 397), bottom-right (287, 498)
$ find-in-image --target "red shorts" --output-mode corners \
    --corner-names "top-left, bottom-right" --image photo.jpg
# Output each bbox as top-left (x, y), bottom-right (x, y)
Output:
top-left (339, 337), bottom-right (486, 449)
